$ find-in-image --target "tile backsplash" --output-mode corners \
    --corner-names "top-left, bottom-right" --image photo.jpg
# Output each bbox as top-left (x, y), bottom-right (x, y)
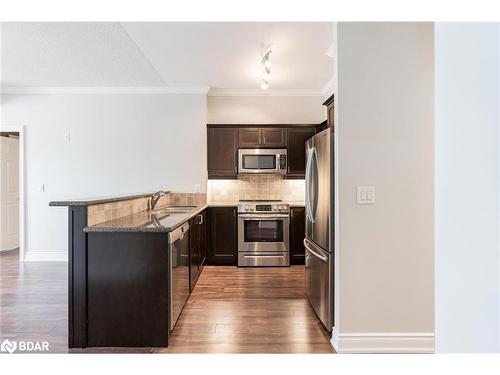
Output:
top-left (207, 175), bottom-right (305, 203)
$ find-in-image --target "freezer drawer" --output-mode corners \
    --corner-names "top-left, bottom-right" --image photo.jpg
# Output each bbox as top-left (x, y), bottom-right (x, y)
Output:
top-left (304, 237), bottom-right (333, 331)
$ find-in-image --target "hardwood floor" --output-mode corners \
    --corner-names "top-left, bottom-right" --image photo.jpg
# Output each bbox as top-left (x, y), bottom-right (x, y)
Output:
top-left (159, 266), bottom-right (334, 353)
top-left (0, 250), bottom-right (334, 354)
top-left (0, 250), bottom-right (68, 352)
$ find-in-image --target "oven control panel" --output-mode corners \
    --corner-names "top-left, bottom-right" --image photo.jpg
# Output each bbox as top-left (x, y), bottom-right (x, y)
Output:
top-left (237, 201), bottom-right (290, 214)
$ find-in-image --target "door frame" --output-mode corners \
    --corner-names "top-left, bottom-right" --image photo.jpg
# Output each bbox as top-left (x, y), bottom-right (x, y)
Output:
top-left (0, 125), bottom-right (25, 261)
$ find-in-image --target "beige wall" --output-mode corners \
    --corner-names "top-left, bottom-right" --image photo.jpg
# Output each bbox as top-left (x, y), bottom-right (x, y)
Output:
top-left (335, 23), bottom-right (434, 350)
top-left (207, 95), bottom-right (326, 124)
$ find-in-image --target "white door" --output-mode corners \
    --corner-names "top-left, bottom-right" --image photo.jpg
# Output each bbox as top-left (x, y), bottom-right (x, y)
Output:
top-left (0, 136), bottom-right (20, 251)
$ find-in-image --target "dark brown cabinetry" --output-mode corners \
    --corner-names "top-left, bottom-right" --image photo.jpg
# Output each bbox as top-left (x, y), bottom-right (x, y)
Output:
top-left (286, 128), bottom-right (316, 178)
top-left (290, 207), bottom-right (306, 265)
top-left (207, 124), bottom-right (323, 180)
top-left (323, 94), bottom-right (334, 130)
top-left (207, 126), bottom-right (238, 179)
top-left (87, 232), bottom-right (170, 347)
top-left (189, 209), bottom-right (207, 291)
top-left (238, 127), bottom-right (287, 148)
top-left (208, 207), bottom-right (237, 265)
top-left (238, 128), bottom-right (261, 147)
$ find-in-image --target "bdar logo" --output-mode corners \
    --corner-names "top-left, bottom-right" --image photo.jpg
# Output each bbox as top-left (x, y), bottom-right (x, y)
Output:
top-left (1, 339), bottom-right (17, 354)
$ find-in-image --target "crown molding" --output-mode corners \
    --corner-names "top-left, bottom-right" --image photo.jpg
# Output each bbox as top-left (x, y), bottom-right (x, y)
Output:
top-left (321, 77), bottom-right (335, 98)
top-left (0, 86), bottom-right (210, 95)
top-left (208, 88), bottom-right (323, 97)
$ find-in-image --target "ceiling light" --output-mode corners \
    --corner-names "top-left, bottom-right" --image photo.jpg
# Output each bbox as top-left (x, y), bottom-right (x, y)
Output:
top-left (260, 49), bottom-right (272, 90)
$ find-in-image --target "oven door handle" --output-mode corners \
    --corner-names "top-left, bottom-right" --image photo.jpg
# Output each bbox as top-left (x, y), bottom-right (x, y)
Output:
top-left (238, 214), bottom-right (290, 219)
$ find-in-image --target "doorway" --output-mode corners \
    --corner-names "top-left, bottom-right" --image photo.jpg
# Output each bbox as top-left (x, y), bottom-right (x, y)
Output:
top-left (0, 126), bottom-right (24, 260)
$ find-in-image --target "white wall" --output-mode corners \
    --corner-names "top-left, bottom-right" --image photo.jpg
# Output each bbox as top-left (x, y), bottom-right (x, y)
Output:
top-left (0, 93), bottom-right (207, 261)
top-left (334, 23), bottom-right (435, 352)
top-left (207, 95), bottom-right (326, 124)
top-left (435, 23), bottom-right (500, 353)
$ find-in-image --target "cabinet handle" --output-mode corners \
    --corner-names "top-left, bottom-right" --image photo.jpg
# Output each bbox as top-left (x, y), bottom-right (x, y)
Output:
top-left (197, 214), bottom-right (203, 225)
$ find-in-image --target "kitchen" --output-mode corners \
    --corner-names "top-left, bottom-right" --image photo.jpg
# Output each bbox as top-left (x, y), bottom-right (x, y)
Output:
top-left (49, 111), bottom-right (335, 351)
top-left (2, 21), bottom-right (446, 356)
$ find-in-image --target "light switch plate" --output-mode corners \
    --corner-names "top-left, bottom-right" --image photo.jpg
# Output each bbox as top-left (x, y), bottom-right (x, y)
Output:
top-left (37, 183), bottom-right (45, 193)
top-left (357, 186), bottom-right (375, 205)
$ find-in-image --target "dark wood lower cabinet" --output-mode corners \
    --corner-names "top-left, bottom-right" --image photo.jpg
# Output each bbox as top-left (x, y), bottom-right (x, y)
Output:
top-left (290, 207), bottom-right (306, 265)
top-left (207, 207), bottom-right (238, 265)
top-left (86, 232), bottom-right (170, 347)
top-left (189, 209), bottom-right (207, 291)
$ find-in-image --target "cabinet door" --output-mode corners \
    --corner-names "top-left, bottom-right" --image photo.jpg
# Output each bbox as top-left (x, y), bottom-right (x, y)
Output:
top-left (238, 128), bottom-right (261, 148)
top-left (261, 128), bottom-right (287, 147)
top-left (327, 105), bottom-right (334, 130)
top-left (207, 127), bottom-right (238, 178)
top-left (287, 127), bottom-right (315, 177)
top-left (208, 207), bottom-right (237, 265)
top-left (323, 94), bottom-right (334, 130)
top-left (290, 207), bottom-right (306, 265)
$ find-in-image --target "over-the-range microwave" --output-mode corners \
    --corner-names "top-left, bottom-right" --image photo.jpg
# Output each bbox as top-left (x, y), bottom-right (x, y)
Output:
top-left (238, 148), bottom-right (287, 174)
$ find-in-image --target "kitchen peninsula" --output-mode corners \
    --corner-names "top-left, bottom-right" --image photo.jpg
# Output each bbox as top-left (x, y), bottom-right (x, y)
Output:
top-left (50, 191), bottom-right (209, 348)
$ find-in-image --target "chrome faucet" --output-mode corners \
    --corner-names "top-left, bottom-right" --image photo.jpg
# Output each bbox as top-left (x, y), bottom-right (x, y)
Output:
top-left (150, 190), bottom-right (166, 210)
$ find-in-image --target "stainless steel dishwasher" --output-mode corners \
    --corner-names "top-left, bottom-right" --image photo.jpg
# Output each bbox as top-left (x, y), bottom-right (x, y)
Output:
top-left (169, 222), bottom-right (190, 331)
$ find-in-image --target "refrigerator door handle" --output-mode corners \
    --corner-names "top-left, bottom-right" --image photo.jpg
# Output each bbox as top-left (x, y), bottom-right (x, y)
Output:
top-left (305, 147), bottom-right (315, 223)
top-left (304, 238), bottom-right (328, 263)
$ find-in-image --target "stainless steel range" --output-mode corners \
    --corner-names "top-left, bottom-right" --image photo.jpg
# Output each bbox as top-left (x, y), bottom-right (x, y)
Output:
top-left (237, 200), bottom-right (290, 267)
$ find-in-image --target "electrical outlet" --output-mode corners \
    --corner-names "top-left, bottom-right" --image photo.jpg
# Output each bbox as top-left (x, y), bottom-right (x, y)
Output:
top-left (357, 186), bottom-right (375, 205)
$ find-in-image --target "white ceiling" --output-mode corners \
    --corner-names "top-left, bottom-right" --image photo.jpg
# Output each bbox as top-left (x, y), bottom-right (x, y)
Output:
top-left (1, 22), bottom-right (333, 91)
top-left (1, 22), bottom-right (166, 87)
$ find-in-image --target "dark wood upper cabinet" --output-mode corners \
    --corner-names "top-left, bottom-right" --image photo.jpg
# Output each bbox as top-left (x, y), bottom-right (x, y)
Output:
top-left (260, 128), bottom-right (287, 147)
top-left (286, 127), bottom-right (315, 178)
top-left (290, 207), bottom-right (306, 265)
top-left (238, 127), bottom-right (287, 148)
top-left (323, 94), bottom-right (334, 130)
top-left (208, 124), bottom-right (321, 180)
top-left (207, 207), bottom-right (237, 266)
top-left (207, 126), bottom-right (238, 179)
top-left (238, 128), bottom-right (261, 147)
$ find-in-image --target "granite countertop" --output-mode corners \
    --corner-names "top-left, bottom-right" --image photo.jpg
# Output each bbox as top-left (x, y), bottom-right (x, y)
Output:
top-left (84, 204), bottom-right (207, 233)
top-left (49, 191), bottom-right (168, 207)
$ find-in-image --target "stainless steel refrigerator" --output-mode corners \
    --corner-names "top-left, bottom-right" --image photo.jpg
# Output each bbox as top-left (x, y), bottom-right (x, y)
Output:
top-left (304, 127), bottom-right (334, 332)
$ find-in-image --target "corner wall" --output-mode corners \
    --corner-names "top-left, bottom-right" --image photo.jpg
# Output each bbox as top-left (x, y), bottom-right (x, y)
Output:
top-left (0, 93), bottom-right (207, 261)
top-left (334, 22), bottom-right (435, 353)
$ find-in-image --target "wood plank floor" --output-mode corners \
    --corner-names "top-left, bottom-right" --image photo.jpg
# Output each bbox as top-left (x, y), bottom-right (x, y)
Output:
top-left (0, 250), bottom-right (334, 354)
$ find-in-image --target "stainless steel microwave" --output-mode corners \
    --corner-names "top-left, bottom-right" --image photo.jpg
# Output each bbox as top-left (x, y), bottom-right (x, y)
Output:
top-left (238, 148), bottom-right (287, 174)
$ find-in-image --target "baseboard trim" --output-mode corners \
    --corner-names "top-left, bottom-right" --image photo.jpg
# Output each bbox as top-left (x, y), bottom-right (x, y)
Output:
top-left (24, 251), bottom-right (68, 262)
top-left (331, 328), bottom-right (435, 353)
